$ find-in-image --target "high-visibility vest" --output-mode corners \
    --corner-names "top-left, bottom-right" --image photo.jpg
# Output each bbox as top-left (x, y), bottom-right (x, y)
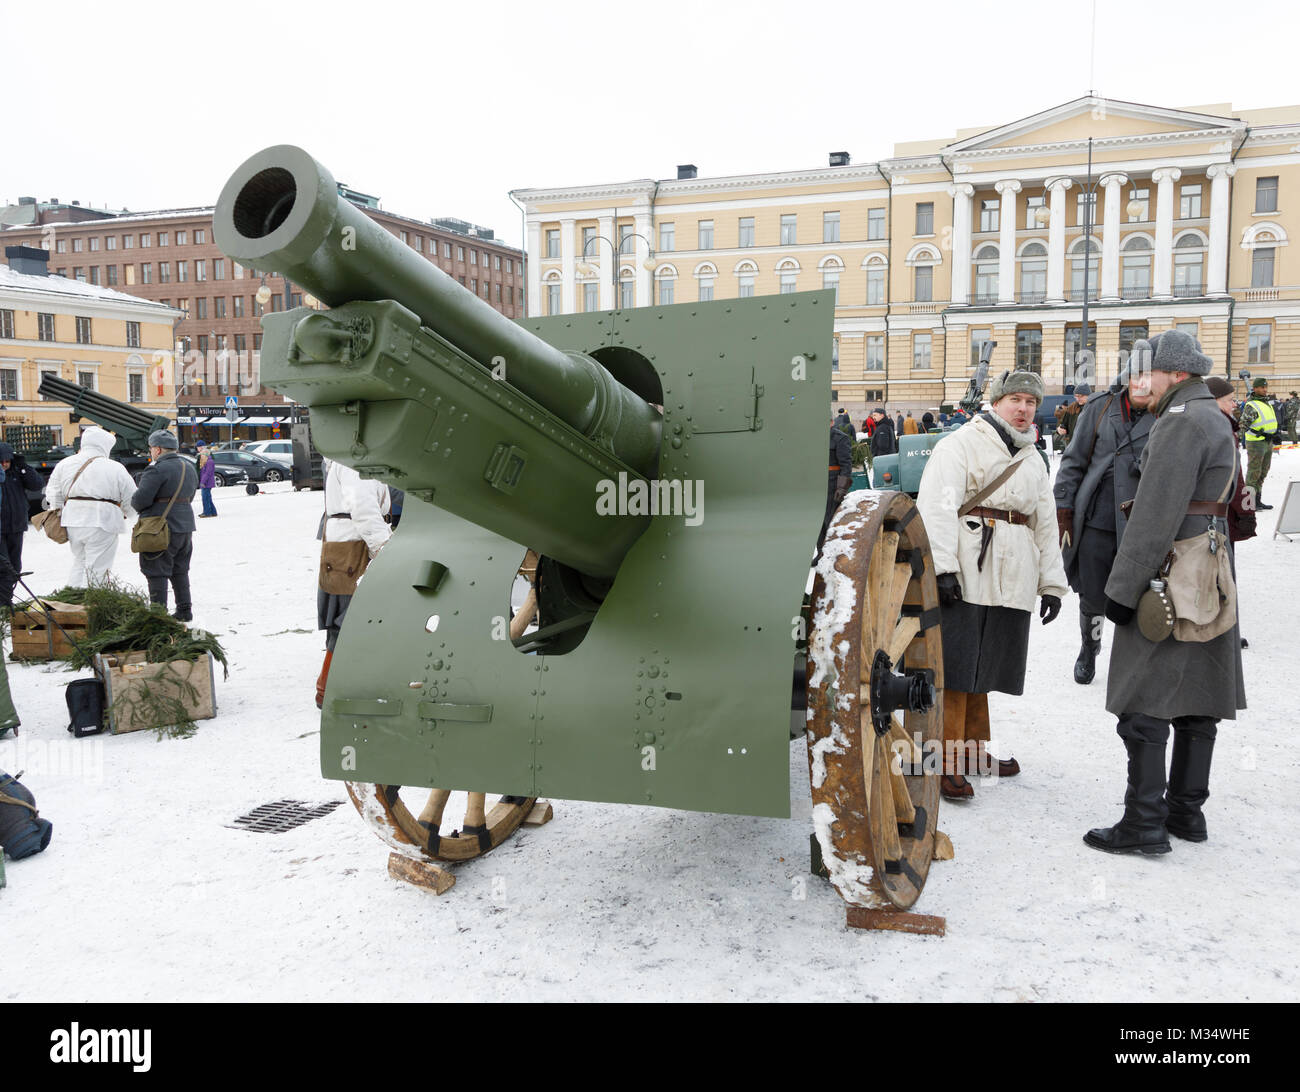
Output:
top-left (1244, 398), bottom-right (1277, 441)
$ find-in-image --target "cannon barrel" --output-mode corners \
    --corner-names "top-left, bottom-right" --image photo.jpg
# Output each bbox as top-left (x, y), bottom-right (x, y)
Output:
top-left (213, 146), bottom-right (660, 478)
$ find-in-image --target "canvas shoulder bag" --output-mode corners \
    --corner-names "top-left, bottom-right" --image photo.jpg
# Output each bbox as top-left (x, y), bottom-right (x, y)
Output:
top-left (319, 512), bottom-right (369, 596)
top-left (131, 485), bottom-right (181, 554)
top-left (32, 456), bottom-right (100, 544)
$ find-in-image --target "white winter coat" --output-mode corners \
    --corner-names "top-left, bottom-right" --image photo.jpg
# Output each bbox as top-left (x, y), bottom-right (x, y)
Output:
top-left (44, 427), bottom-right (137, 534)
top-left (915, 415), bottom-right (1067, 612)
top-left (323, 459), bottom-right (391, 557)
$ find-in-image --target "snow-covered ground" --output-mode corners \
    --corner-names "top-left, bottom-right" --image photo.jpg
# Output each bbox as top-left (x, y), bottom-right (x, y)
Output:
top-left (3, 452), bottom-right (1298, 1002)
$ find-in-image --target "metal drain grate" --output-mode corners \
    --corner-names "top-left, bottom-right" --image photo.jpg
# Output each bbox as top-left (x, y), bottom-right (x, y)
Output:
top-left (228, 799), bottom-right (345, 833)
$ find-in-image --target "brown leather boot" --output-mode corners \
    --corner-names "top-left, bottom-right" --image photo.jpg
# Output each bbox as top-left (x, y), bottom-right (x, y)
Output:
top-left (974, 741), bottom-right (1021, 777)
top-left (315, 650), bottom-right (333, 709)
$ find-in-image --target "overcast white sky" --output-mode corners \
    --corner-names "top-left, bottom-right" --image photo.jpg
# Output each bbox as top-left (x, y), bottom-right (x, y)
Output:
top-left (4, 0), bottom-right (1297, 249)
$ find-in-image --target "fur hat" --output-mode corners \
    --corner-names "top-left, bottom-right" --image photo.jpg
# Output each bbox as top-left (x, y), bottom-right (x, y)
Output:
top-left (148, 429), bottom-right (179, 450)
top-left (1074, 382), bottom-right (1092, 396)
top-left (1130, 330), bottom-right (1212, 377)
top-left (987, 368), bottom-right (1045, 405)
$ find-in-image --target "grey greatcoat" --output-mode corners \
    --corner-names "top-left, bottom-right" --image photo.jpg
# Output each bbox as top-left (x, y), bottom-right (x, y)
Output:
top-left (1053, 387), bottom-right (1153, 589)
top-left (1104, 378), bottom-right (1247, 722)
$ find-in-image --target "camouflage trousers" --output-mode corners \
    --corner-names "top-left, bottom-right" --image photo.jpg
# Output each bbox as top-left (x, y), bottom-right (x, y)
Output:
top-left (1289, 418), bottom-right (1298, 443)
top-left (1245, 439), bottom-right (1272, 498)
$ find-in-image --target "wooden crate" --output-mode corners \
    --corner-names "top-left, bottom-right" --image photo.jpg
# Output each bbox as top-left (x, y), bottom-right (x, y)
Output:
top-left (94, 651), bottom-right (218, 735)
top-left (10, 600), bottom-right (89, 661)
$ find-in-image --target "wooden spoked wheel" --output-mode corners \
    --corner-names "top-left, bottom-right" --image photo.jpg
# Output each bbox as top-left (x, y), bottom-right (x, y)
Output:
top-left (345, 783), bottom-right (537, 863)
top-left (806, 489), bottom-right (944, 913)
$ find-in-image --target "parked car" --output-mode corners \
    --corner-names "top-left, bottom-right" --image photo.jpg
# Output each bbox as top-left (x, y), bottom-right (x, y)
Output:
top-left (181, 454), bottom-right (248, 488)
top-left (243, 439), bottom-right (293, 469)
top-left (211, 448), bottom-right (289, 483)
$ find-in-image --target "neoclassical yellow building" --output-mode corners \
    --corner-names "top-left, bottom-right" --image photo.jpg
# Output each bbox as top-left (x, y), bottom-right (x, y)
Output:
top-left (512, 96), bottom-right (1299, 416)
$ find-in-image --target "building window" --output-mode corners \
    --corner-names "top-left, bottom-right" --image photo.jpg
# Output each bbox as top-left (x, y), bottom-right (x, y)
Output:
top-left (1119, 325), bottom-right (1149, 359)
top-left (1255, 176), bottom-right (1278, 214)
top-left (73, 267), bottom-right (85, 282)
top-left (195, 298), bottom-right (207, 320)
top-left (56, 240), bottom-right (67, 254)
top-left (195, 229), bottom-right (206, 244)
top-left (1014, 328), bottom-right (1042, 372)
top-left (1076, 190), bottom-right (1098, 227)
top-left (546, 283), bottom-right (561, 315)
top-left (822, 270), bottom-right (840, 304)
top-left (140, 262), bottom-right (151, 284)
top-left (1173, 235), bottom-right (1204, 295)
top-left (76, 316), bottom-right (93, 344)
top-left (915, 203), bottom-right (934, 236)
top-left (0, 368), bottom-right (17, 400)
top-left (195, 260), bottom-right (206, 281)
top-left (1024, 195), bottom-right (1045, 228)
top-left (736, 274), bottom-right (754, 299)
top-left (505, 258), bottom-right (513, 273)
top-left (1019, 241), bottom-right (1047, 301)
top-left (970, 327), bottom-right (992, 368)
top-left (1069, 238), bottom-right (1100, 300)
top-left (253, 334), bottom-right (262, 350)
top-left (443, 243), bottom-right (452, 259)
top-left (123, 235), bottom-right (134, 249)
top-left (38, 313), bottom-right (55, 341)
top-left (214, 259), bottom-right (224, 280)
top-left (0, 310), bottom-right (12, 339)
top-left (832, 338), bottom-right (839, 372)
top-left (1251, 247), bottom-right (1275, 288)
top-left (579, 225), bottom-right (596, 259)
top-left (141, 233), bottom-right (152, 247)
top-left (974, 244), bottom-right (999, 302)
top-left (823, 211), bottom-right (840, 243)
top-left (89, 237), bottom-right (100, 252)
top-left (621, 278), bottom-right (635, 308)
top-left (979, 199), bottom-right (999, 233)
top-left (866, 335), bottom-right (885, 371)
top-left (619, 225), bottom-right (635, 255)
top-left (738, 217), bottom-right (755, 247)
top-left (1064, 326), bottom-right (1097, 381)
top-left (128, 373), bottom-right (143, 403)
top-left (1174, 322), bottom-right (1198, 337)
top-left (253, 295), bottom-right (264, 317)
top-left (658, 279), bottom-right (674, 305)
top-left (779, 270), bottom-right (797, 294)
top-left (235, 334), bottom-right (247, 352)
top-left (1121, 236), bottom-right (1152, 298)
top-left (1248, 324), bottom-right (1271, 363)
top-left (177, 261), bottom-right (188, 282)
top-left (197, 335), bottom-right (209, 352)
top-left (867, 207), bottom-right (886, 240)
top-left (176, 231), bottom-right (187, 246)
top-left (89, 266), bottom-right (101, 285)
top-left (470, 250), bottom-right (477, 265)
top-left (73, 238), bottom-right (84, 253)
top-left (866, 266), bottom-right (885, 304)
top-left (470, 279), bottom-right (477, 294)
top-left (544, 230), bottom-right (559, 259)
top-left (158, 232), bottom-right (168, 247)
top-left (914, 264), bottom-right (933, 302)
top-left (105, 235), bottom-right (116, 250)
top-left (126, 321), bottom-right (140, 348)
top-left (912, 332), bottom-right (932, 369)
top-left (159, 262), bottom-right (170, 283)
top-left (698, 220), bottom-right (714, 249)
top-left (106, 265), bottom-right (117, 286)
top-left (1179, 184), bottom-right (1202, 219)
top-left (233, 296), bottom-right (245, 318)
top-left (78, 370), bottom-right (96, 390)
top-left (214, 297), bottom-right (226, 318)
top-left (659, 223), bottom-right (674, 252)
top-left (698, 277), bottom-right (714, 301)
top-left (780, 214), bottom-right (797, 246)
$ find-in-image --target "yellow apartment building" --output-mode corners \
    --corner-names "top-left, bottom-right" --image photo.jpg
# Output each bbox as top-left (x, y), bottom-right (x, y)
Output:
top-left (512, 96), bottom-right (1300, 417)
top-left (0, 246), bottom-right (182, 444)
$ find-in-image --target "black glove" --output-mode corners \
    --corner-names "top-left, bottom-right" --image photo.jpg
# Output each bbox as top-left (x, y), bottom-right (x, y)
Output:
top-left (936, 573), bottom-right (963, 607)
top-left (1039, 594), bottom-right (1061, 625)
top-left (832, 474), bottom-right (851, 506)
top-left (1104, 597), bottom-right (1135, 626)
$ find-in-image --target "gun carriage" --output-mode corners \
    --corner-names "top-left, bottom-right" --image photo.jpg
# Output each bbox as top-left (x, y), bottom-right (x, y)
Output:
top-left (216, 146), bottom-right (951, 930)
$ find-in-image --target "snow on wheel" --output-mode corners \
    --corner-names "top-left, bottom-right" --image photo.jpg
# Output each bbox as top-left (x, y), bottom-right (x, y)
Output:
top-left (345, 783), bottom-right (537, 863)
top-left (806, 489), bottom-right (945, 923)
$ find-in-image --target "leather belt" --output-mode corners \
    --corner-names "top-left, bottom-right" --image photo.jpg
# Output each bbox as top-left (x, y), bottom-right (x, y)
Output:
top-left (1186, 501), bottom-right (1229, 517)
top-left (327, 512), bottom-right (352, 519)
top-left (828, 465), bottom-right (846, 472)
top-left (966, 506), bottom-right (1030, 526)
top-left (68, 496), bottom-right (121, 507)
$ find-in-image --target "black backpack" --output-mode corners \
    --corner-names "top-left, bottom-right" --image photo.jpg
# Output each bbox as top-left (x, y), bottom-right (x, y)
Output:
top-left (0, 770), bottom-right (53, 860)
top-left (66, 678), bottom-right (106, 738)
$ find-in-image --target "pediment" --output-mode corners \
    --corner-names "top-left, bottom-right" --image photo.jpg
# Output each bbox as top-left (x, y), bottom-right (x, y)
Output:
top-left (948, 97), bottom-right (1242, 154)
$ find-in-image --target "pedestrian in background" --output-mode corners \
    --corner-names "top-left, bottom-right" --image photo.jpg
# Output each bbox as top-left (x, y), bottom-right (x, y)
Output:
top-left (0, 442), bottom-right (44, 608)
top-left (196, 440), bottom-right (217, 518)
top-left (43, 426), bottom-right (137, 587)
top-left (1054, 371), bottom-right (1154, 685)
top-left (1088, 333), bottom-right (1245, 855)
top-left (1239, 377), bottom-right (1277, 508)
top-left (316, 458), bottom-right (391, 708)
top-left (869, 407), bottom-right (896, 458)
top-left (817, 422), bottom-right (853, 561)
top-left (1284, 390), bottom-right (1299, 443)
top-left (916, 369), bottom-right (1066, 800)
top-left (131, 430), bottom-right (198, 621)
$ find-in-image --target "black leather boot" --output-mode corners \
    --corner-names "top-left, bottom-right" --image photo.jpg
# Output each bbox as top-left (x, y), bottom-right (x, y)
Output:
top-left (1074, 611), bottom-right (1101, 684)
top-left (1165, 726), bottom-right (1215, 843)
top-left (1084, 738), bottom-right (1172, 855)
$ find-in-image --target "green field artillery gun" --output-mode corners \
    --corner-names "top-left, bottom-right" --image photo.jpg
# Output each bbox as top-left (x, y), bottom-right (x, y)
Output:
top-left (215, 146), bottom-right (951, 930)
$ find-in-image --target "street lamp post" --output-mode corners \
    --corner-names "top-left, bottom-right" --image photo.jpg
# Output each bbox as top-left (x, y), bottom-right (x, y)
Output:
top-left (576, 216), bottom-right (657, 309)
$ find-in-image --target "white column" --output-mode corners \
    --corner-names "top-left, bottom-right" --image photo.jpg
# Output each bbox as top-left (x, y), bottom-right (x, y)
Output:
top-left (947, 183), bottom-right (974, 306)
top-left (634, 212), bottom-right (653, 307)
top-left (1152, 168), bottom-right (1182, 299)
top-left (525, 218), bottom-right (542, 317)
top-left (1207, 163), bottom-right (1237, 295)
top-left (597, 214), bottom-right (614, 309)
top-left (559, 217), bottom-right (576, 314)
top-left (995, 179), bottom-right (1021, 303)
top-left (1045, 177), bottom-right (1073, 303)
top-left (1099, 173), bottom-right (1128, 301)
